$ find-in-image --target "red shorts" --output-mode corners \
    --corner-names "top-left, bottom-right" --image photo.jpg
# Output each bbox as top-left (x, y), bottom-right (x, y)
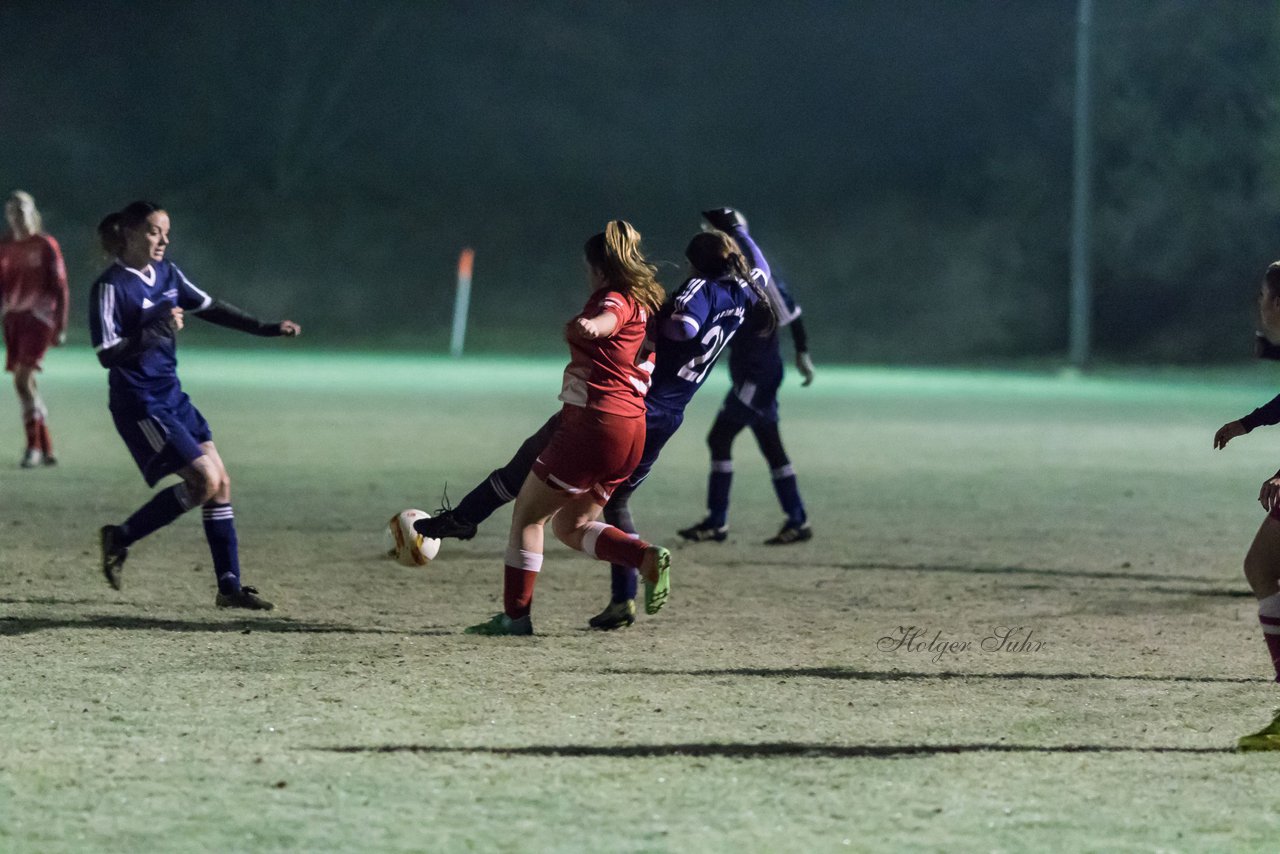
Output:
top-left (3, 312), bottom-right (53, 372)
top-left (532, 404), bottom-right (645, 505)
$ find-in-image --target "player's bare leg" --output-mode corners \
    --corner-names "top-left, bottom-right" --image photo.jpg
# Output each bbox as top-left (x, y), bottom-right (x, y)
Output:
top-left (13, 365), bottom-right (50, 467)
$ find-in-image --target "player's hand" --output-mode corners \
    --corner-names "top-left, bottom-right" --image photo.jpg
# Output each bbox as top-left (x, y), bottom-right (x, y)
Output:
top-left (277, 320), bottom-right (301, 337)
top-left (571, 317), bottom-right (601, 340)
top-left (796, 351), bottom-right (815, 387)
top-left (701, 208), bottom-right (747, 231)
top-left (1214, 420), bottom-right (1247, 449)
top-left (169, 307), bottom-right (185, 332)
top-left (1260, 477), bottom-right (1280, 511)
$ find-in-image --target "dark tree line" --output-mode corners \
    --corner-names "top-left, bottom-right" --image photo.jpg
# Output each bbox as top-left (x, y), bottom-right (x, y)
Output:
top-left (1, 0), bottom-right (1276, 361)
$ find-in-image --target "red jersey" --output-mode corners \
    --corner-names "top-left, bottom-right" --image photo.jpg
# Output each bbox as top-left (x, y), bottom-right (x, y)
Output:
top-left (0, 233), bottom-right (68, 333)
top-left (558, 287), bottom-right (651, 417)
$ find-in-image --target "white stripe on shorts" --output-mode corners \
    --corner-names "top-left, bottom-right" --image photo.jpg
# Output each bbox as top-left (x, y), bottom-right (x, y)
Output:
top-left (137, 418), bottom-right (166, 451)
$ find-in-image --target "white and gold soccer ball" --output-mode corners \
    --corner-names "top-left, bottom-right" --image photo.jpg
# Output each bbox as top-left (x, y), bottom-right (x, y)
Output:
top-left (384, 509), bottom-right (442, 567)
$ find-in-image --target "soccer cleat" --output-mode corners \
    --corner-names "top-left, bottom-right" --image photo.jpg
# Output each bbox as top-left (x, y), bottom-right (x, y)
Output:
top-left (20, 448), bottom-right (42, 468)
top-left (639, 546), bottom-right (671, 615)
top-left (464, 613), bottom-right (534, 636)
top-left (99, 525), bottom-right (128, 590)
top-left (588, 599), bottom-right (636, 631)
top-left (42, 454), bottom-right (57, 467)
top-left (414, 509), bottom-right (478, 542)
top-left (677, 520), bottom-right (728, 543)
top-left (215, 585), bottom-right (275, 610)
top-left (1238, 710), bottom-right (1280, 751)
top-left (765, 521), bottom-right (812, 545)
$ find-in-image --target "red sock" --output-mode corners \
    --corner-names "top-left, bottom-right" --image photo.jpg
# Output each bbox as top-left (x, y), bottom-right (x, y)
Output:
top-left (23, 418), bottom-right (40, 452)
top-left (584, 522), bottom-right (649, 568)
top-left (503, 565), bottom-right (538, 619)
top-left (37, 422), bottom-right (52, 455)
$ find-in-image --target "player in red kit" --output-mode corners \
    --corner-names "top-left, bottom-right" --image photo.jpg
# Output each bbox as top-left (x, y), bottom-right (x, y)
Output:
top-left (465, 220), bottom-right (671, 635)
top-left (0, 191), bottom-right (68, 467)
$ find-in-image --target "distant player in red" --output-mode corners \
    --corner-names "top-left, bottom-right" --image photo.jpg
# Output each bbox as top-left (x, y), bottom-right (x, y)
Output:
top-left (465, 220), bottom-right (670, 635)
top-left (0, 191), bottom-right (68, 468)
top-left (1214, 261), bottom-right (1280, 749)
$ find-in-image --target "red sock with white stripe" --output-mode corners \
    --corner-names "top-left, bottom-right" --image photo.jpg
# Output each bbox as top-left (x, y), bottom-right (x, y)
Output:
top-left (580, 521), bottom-right (649, 568)
top-left (503, 546), bottom-right (542, 619)
top-left (1259, 592), bottom-right (1280, 681)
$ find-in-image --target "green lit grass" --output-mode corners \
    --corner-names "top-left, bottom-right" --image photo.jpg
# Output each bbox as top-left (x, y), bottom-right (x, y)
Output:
top-left (3, 349), bottom-right (1280, 852)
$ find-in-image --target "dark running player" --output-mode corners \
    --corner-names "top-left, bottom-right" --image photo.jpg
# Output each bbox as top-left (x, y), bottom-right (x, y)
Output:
top-left (0, 191), bottom-right (68, 467)
top-left (678, 216), bottom-right (815, 546)
top-left (418, 208), bottom-right (772, 629)
top-left (465, 221), bottom-right (669, 636)
top-left (90, 201), bottom-right (301, 609)
top-left (1214, 261), bottom-right (1280, 750)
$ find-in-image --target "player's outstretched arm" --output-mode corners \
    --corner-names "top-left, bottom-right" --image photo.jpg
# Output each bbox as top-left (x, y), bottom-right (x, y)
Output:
top-left (194, 299), bottom-right (300, 337)
top-left (1215, 420), bottom-right (1247, 449)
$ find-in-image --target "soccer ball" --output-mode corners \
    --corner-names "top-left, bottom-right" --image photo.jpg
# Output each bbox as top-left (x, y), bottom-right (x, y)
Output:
top-left (385, 509), bottom-right (441, 567)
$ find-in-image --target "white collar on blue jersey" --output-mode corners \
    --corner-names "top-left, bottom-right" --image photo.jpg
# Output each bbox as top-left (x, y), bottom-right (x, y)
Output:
top-left (114, 259), bottom-right (157, 286)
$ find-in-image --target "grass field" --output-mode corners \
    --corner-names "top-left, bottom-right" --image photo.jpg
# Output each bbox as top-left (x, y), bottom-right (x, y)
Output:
top-left (6, 347), bottom-right (1280, 852)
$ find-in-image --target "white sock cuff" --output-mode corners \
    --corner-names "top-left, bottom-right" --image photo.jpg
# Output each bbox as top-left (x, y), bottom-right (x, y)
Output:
top-left (771, 464), bottom-right (796, 480)
top-left (711, 460), bottom-right (734, 473)
top-left (1259, 592), bottom-right (1280, 618)
top-left (581, 521), bottom-right (609, 559)
top-left (504, 545), bottom-right (543, 573)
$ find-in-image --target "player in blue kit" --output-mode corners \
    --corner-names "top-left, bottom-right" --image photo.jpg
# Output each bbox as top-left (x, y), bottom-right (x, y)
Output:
top-left (678, 215), bottom-right (815, 546)
top-left (415, 209), bottom-right (774, 628)
top-left (90, 201), bottom-right (301, 609)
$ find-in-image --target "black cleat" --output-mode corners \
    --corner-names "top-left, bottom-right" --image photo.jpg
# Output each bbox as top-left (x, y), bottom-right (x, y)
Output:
top-left (678, 519), bottom-right (728, 543)
top-left (42, 454), bottom-right (57, 467)
top-left (100, 525), bottom-right (128, 590)
top-left (215, 585), bottom-right (275, 610)
top-left (764, 522), bottom-right (812, 546)
top-left (414, 509), bottom-right (478, 541)
top-left (587, 599), bottom-right (636, 630)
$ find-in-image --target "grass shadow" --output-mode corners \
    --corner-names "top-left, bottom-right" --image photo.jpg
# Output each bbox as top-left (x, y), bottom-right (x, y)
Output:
top-left (0, 614), bottom-right (450, 637)
top-left (310, 741), bottom-right (1234, 759)
top-left (603, 667), bottom-right (1263, 684)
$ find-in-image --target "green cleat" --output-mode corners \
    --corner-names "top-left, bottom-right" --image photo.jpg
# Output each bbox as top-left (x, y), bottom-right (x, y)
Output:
top-left (464, 613), bottom-right (534, 636)
top-left (640, 545), bottom-right (670, 615)
top-left (588, 599), bottom-right (636, 631)
top-left (1238, 710), bottom-right (1280, 751)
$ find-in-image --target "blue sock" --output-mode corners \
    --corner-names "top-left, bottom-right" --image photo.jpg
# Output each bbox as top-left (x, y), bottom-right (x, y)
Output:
top-left (707, 459), bottom-right (733, 528)
top-left (771, 464), bottom-right (806, 526)
top-left (202, 503), bottom-right (241, 594)
top-left (611, 563), bottom-right (639, 603)
top-left (118, 483), bottom-right (194, 546)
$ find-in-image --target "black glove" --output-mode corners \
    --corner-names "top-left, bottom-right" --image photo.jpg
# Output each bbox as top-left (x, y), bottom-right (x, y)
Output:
top-left (701, 208), bottom-right (747, 231)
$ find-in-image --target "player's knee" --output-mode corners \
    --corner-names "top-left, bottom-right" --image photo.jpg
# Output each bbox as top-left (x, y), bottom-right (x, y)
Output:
top-left (550, 513), bottom-right (582, 548)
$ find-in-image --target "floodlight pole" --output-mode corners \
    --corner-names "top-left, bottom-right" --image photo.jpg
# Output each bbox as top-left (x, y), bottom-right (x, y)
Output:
top-left (1069, 0), bottom-right (1095, 370)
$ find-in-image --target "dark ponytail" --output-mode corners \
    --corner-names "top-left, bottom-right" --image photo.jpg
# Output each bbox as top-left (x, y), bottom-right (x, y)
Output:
top-left (685, 229), bottom-right (776, 335)
top-left (97, 200), bottom-right (163, 257)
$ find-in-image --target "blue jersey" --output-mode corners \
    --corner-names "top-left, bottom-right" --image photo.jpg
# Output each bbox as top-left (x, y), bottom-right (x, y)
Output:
top-left (89, 259), bottom-right (213, 406)
top-left (728, 275), bottom-right (802, 383)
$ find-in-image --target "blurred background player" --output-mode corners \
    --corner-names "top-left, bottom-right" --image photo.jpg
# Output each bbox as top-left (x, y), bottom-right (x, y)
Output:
top-left (90, 201), bottom-right (301, 609)
top-left (678, 212), bottom-right (815, 546)
top-left (1213, 261), bottom-right (1280, 750)
top-left (465, 220), bottom-right (669, 636)
top-left (418, 208), bottom-right (772, 629)
top-left (0, 190), bottom-right (68, 467)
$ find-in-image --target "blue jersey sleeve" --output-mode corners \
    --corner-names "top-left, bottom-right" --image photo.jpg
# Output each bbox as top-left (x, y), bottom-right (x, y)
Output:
top-left (727, 224), bottom-right (772, 289)
top-left (665, 277), bottom-right (713, 340)
top-left (170, 263), bottom-right (213, 311)
top-left (89, 279), bottom-right (123, 353)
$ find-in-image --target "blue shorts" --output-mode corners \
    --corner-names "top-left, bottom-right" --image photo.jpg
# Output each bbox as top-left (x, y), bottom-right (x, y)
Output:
top-left (623, 404), bottom-right (685, 491)
top-left (720, 372), bottom-right (782, 426)
top-left (111, 389), bottom-right (212, 486)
